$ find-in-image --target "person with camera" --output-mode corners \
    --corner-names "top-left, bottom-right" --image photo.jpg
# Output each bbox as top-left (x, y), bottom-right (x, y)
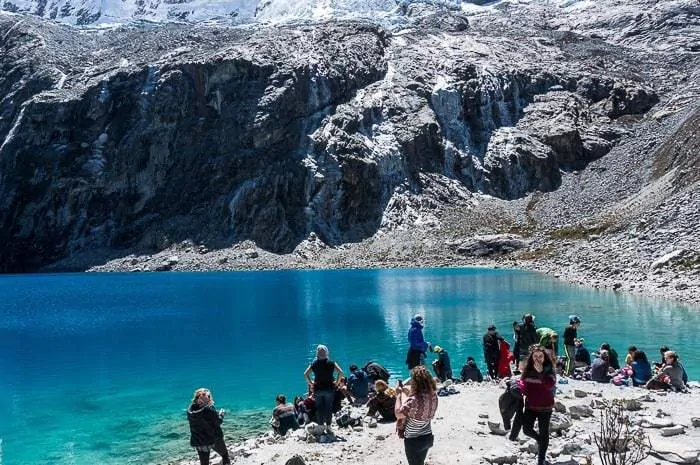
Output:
top-left (187, 388), bottom-right (231, 465)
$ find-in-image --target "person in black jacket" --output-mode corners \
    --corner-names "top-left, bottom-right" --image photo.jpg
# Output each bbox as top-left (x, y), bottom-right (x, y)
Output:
top-left (460, 357), bottom-right (484, 382)
top-left (516, 314), bottom-right (538, 371)
top-left (498, 378), bottom-right (523, 441)
top-left (483, 325), bottom-right (504, 379)
top-left (563, 315), bottom-right (581, 376)
top-left (187, 388), bottom-right (231, 465)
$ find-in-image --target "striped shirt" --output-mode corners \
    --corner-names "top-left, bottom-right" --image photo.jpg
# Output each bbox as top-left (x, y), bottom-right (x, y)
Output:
top-left (400, 391), bottom-right (438, 438)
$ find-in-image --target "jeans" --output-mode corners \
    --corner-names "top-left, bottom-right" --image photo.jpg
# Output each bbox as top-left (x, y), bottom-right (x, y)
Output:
top-left (313, 389), bottom-right (335, 426)
top-left (196, 437), bottom-right (230, 465)
top-left (522, 409), bottom-right (552, 465)
top-left (404, 433), bottom-right (434, 465)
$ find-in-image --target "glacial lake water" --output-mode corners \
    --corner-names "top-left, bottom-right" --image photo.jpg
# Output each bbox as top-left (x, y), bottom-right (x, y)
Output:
top-left (1, 268), bottom-right (699, 465)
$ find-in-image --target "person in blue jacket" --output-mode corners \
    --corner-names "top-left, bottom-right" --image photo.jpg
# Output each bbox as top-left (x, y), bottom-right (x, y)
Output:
top-left (347, 364), bottom-right (370, 404)
top-left (406, 314), bottom-right (431, 370)
top-left (631, 350), bottom-right (652, 386)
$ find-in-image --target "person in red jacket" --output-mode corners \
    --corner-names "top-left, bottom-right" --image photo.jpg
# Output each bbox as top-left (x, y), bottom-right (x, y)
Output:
top-left (518, 346), bottom-right (556, 465)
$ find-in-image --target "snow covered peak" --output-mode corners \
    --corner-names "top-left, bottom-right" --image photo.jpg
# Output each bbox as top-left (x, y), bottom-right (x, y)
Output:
top-left (0, 0), bottom-right (470, 26)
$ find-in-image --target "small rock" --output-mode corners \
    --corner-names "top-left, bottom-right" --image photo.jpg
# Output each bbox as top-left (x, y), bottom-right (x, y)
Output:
top-left (623, 399), bottom-right (643, 411)
top-left (484, 450), bottom-right (518, 464)
top-left (285, 455), bottom-right (307, 465)
top-left (660, 426), bottom-right (685, 437)
top-left (554, 401), bottom-right (567, 413)
top-left (375, 433), bottom-right (388, 440)
top-left (647, 418), bottom-right (674, 428)
top-left (550, 413), bottom-right (573, 433)
top-left (570, 405), bottom-right (594, 418)
top-left (692, 417), bottom-right (700, 428)
top-left (574, 390), bottom-right (588, 398)
top-left (244, 248), bottom-right (259, 259)
top-left (479, 413), bottom-right (490, 419)
top-left (167, 255), bottom-right (179, 265)
top-left (368, 418), bottom-right (377, 428)
top-left (552, 454), bottom-right (578, 465)
top-left (353, 426), bottom-right (363, 432)
top-left (488, 421), bottom-right (507, 436)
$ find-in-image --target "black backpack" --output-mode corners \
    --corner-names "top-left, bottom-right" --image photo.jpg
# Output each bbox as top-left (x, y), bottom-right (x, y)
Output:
top-left (364, 362), bottom-right (390, 382)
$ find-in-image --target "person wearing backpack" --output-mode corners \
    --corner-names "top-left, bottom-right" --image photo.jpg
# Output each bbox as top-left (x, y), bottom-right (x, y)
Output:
top-left (498, 379), bottom-right (523, 441)
top-left (363, 361), bottom-right (390, 383)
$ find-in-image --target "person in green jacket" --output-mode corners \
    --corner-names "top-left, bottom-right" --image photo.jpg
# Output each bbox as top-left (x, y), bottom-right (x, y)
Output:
top-left (536, 327), bottom-right (558, 362)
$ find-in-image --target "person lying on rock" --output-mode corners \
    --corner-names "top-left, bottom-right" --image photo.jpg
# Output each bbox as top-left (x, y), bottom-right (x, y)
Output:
top-left (460, 356), bottom-right (484, 383)
top-left (187, 388), bottom-right (231, 465)
top-left (271, 394), bottom-right (300, 436)
top-left (366, 380), bottom-right (397, 422)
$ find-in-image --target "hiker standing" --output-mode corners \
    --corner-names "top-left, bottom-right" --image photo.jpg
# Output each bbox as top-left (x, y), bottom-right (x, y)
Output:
top-left (187, 388), bottom-right (231, 465)
top-left (515, 314), bottom-right (538, 371)
top-left (397, 366), bottom-right (438, 465)
top-left (482, 324), bottom-right (503, 379)
top-left (519, 347), bottom-right (556, 465)
top-left (406, 314), bottom-right (431, 370)
top-left (303, 344), bottom-right (344, 430)
top-left (563, 315), bottom-right (580, 376)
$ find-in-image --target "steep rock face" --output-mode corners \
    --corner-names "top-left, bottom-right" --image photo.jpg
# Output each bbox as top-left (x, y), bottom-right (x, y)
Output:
top-left (2, 0), bottom-right (694, 271)
top-left (0, 19), bottom-right (388, 270)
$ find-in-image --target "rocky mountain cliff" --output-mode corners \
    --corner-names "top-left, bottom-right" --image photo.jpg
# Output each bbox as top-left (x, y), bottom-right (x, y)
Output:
top-left (1, 0), bottom-right (698, 301)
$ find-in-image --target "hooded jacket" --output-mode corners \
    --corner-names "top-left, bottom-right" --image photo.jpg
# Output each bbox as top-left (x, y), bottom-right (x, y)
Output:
top-left (517, 323), bottom-right (538, 358)
top-left (483, 331), bottom-right (503, 361)
top-left (187, 404), bottom-right (224, 447)
top-left (408, 318), bottom-right (429, 352)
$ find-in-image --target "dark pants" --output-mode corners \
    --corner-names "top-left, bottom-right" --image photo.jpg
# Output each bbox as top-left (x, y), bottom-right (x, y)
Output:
top-left (486, 358), bottom-right (498, 379)
top-left (196, 437), bottom-right (230, 465)
top-left (313, 388), bottom-right (335, 426)
top-left (522, 409), bottom-right (552, 465)
top-left (404, 433), bottom-right (434, 465)
top-left (406, 348), bottom-right (425, 370)
top-left (500, 394), bottom-right (523, 440)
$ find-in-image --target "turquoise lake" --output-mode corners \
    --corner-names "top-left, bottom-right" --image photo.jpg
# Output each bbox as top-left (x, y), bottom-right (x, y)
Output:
top-left (1, 268), bottom-right (699, 465)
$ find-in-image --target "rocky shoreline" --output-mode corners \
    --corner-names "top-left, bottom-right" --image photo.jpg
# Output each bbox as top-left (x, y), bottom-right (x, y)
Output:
top-left (175, 380), bottom-right (700, 465)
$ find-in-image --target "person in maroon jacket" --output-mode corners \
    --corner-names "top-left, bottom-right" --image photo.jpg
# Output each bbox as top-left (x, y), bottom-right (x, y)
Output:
top-left (518, 346), bottom-right (556, 465)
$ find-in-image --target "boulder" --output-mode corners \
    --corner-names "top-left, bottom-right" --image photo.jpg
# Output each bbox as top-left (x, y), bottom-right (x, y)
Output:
top-left (455, 234), bottom-right (528, 257)
top-left (691, 417), bottom-right (700, 428)
top-left (554, 401), bottom-right (567, 413)
top-left (574, 390), bottom-right (588, 398)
